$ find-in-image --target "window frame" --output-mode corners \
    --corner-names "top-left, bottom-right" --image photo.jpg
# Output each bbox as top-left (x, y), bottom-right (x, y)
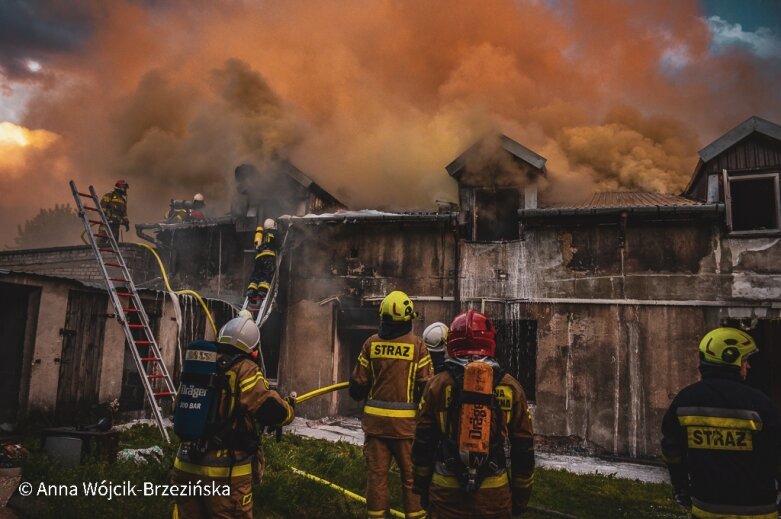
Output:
top-left (723, 169), bottom-right (781, 235)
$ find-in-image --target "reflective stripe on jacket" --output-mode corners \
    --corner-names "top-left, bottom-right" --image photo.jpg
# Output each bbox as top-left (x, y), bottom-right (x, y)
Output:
top-left (351, 331), bottom-right (432, 438)
top-left (661, 367), bottom-right (781, 518)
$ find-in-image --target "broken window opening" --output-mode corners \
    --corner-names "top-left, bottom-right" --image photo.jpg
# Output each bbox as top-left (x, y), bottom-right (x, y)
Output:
top-left (474, 188), bottom-right (520, 242)
top-left (724, 172), bottom-right (781, 233)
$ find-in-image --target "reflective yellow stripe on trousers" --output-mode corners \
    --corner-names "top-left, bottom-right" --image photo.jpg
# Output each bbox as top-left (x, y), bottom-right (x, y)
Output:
top-left (364, 399), bottom-right (418, 418)
top-left (431, 472), bottom-right (508, 489)
top-left (173, 458), bottom-right (253, 478)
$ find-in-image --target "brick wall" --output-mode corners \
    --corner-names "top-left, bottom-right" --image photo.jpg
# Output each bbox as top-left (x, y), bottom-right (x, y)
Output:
top-left (0, 245), bottom-right (161, 289)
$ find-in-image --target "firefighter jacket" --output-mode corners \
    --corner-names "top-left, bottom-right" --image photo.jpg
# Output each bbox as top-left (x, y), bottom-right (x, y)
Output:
top-left (173, 356), bottom-right (294, 479)
top-left (100, 189), bottom-right (128, 226)
top-left (661, 366), bottom-right (781, 519)
top-left (412, 367), bottom-right (535, 518)
top-left (350, 330), bottom-right (433, 439)
top-left (247, 227), bottom-right (277, 293)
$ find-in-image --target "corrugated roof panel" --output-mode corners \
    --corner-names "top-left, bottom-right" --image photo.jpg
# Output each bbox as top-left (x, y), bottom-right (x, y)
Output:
top-left (551, 192), bottom-right (702, 209)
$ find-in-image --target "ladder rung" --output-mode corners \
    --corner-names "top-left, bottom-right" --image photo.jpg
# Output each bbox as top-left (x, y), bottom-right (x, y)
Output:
top-left (147, 374), bottom-right (166, 379)
top-left (99, 248), bottom-right (115, 253)
top-left (140, 357), bottom-right (160, 362)
top-left (128, 324), bottom-right (144, 328)
top-left (88, 219), bottom-right (103, 225)
top-left (78, 191), bottom-right (93, 197)
top-left (117, 292), bottom-right (133, 297)
top-left (94, 233), bottom-right (109, 239)
top-left (110, 277), bottom-right (129, 282)
top-left (135, 340), bottom-right (152, 344)
top-left (105, 262), bottom-right (122, 267)
top-left (124, 308), bottom-right (141, 313)
top-left (84, 206), bottom-right (99, 211)
top-left (154, 391), bottom-right (175, 397)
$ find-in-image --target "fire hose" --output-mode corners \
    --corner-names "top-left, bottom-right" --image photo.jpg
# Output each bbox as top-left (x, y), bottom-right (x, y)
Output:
top-left (287, 382), bottom-right (577, 519)
top-left (133, 242), bottom-right (218, 337)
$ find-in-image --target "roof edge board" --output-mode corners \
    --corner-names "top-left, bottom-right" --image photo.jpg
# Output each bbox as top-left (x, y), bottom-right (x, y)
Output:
top-left (699, 116), bottom-right (781, 163)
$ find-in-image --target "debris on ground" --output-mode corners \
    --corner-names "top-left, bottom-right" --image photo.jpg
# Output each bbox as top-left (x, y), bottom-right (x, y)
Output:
top-left (116, 445), bottom-right (164, 465)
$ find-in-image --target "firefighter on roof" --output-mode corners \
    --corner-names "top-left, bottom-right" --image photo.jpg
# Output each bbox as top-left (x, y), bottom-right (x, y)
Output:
top-left (349, 290), bottom-right (433, 519)
top-left (100, 180), bottom-right (129, 241)
top-left (166, 193), bottom-right (206, 223)
top-left (412, 310), bottom-right (535, 519)
top-left (661, 326), bottom-right (781, 519)
top-left (171, 313), bottom-right (294, 519)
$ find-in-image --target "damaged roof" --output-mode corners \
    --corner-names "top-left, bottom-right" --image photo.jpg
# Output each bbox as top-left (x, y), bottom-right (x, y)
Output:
top-left (446, 134), bottom-right (547, 179)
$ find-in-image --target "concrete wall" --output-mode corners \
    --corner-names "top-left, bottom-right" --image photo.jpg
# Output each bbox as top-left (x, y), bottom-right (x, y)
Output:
top-left (277, 217), bottom-right (780, 458)
top-left (1, 272), bottom-right (230, 423)
top-left (459, 222), bottom-right (780, 456)
top-left (278, 220), bottom-right (457, 417)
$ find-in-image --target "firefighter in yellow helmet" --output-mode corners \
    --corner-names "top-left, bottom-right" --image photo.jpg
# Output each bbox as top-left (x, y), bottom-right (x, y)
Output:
top-left (100, 180), bottom-right (129, 241)
top-left (246, 218), bottom-right (278, 316)
top-left (412, 310), bottom-right (534, 519)
top-left (171, 313), bottom-right (294, 519)
top-left (661, 327), bottom-right (781, 519)
top-left (349, 290), bottom-right (433, 519)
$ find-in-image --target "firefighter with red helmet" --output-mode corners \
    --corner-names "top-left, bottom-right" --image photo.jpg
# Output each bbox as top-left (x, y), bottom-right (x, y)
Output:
top-left (661, 327), bottom-right (781, 518)
top-left (100, 180), bottom-right (130, 241)
top-left (349, 290), bottom-right (433, 519)
top-left (412, 310), bottom-right (535, 518)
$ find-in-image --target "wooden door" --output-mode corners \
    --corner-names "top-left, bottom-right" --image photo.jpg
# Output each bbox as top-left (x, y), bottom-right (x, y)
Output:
top-left (56, 289), bottom-right (108, 423)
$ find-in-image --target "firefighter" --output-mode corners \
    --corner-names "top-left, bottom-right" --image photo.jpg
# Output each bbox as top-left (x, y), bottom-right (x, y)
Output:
top-left (166, 193), bottom-right (206, 223)
top-left (100, 180), bottom-right (129, 241)
top-left (422, 322), bottom-right (449, 374)
top-left (171, 313), bottom-right (295, 519)
top-left (349, 290), bottom-right (433, 519)
top-left (246, 218), bottom-right (278, 312)
top-left (412, 310), bottom-right (535, 519)
top-left (661, 327), bottom-right (781, 519)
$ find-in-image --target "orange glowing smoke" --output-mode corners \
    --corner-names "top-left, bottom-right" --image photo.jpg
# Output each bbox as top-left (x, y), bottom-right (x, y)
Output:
top-left (1, 0), bottom-right (780, 246)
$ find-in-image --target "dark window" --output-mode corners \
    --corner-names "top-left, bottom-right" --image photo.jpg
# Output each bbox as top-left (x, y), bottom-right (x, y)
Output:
top-left (337, 305), bottom-right (378, 416)
top-left (727, 174), bottom-right (780, 232)
top-left (475, 189), bottom-right (520, 241)
top-left (493, 319), bottom-right (537, 401)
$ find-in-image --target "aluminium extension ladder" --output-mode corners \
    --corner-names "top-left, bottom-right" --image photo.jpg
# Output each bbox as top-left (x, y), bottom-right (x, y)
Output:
top-left (69, 181), bottom-right (175, 442)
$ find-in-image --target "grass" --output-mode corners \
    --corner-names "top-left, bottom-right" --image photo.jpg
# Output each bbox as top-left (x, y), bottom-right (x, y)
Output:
top-left (11, 425), bottom-right (688, 519)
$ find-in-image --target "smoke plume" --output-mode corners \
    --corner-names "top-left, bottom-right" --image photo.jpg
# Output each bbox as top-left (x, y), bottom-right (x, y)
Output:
top-left (0, 0), bottom-right (780, 246)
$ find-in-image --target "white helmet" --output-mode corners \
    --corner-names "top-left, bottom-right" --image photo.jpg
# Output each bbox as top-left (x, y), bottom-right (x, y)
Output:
top-left (193, 193), bottom-right (204, 202)
top-left (423, 322), bottom-right (448, 353)
top-left (217, 315), bottom-right (259, 354)
top-left (263, 218), bottom-right (276, 230)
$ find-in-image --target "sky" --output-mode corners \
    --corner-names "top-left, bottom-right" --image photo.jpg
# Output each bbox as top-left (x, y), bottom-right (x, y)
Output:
top-left (0, 0), bottom-right (780, 248)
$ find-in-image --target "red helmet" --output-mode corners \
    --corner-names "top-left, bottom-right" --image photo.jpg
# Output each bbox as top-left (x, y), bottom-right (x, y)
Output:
top-left (447, 310), bottom-right (496, 358)
top-left (115, 179), bottom-right (129, 189)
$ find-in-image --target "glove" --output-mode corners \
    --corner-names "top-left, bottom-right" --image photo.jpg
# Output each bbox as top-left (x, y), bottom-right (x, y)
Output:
top-left (673, 489), bottom-right (691, 508)
top-left (285, 394), bottom-right (297, 409)
top-left (123, 221), bottom-right (130, 231)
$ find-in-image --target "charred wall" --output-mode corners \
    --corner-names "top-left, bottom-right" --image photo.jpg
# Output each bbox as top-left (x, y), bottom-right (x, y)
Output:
top-left (459, 220), bottom-right (780, 456)
top-left (278, 218), bottom-right (457, 417)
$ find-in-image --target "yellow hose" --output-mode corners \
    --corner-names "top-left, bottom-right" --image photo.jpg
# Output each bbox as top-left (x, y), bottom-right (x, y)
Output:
top-left (133, 242), bottom-right (218, 337)
top-left (294, 382), bottom-right (349, 404)
top-left (288, 466), bottom-right (405, 519)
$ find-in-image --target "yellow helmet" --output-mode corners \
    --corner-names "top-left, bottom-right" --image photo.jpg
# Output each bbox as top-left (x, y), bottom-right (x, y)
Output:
top-left (379, 290), bottom-right (416, 322)
top-left (698, 327), bottom-right (757, 368)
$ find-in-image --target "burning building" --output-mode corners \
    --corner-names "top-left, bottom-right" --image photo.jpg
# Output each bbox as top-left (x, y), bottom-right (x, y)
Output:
top-left (0, 116), bottom-right (779, 459)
